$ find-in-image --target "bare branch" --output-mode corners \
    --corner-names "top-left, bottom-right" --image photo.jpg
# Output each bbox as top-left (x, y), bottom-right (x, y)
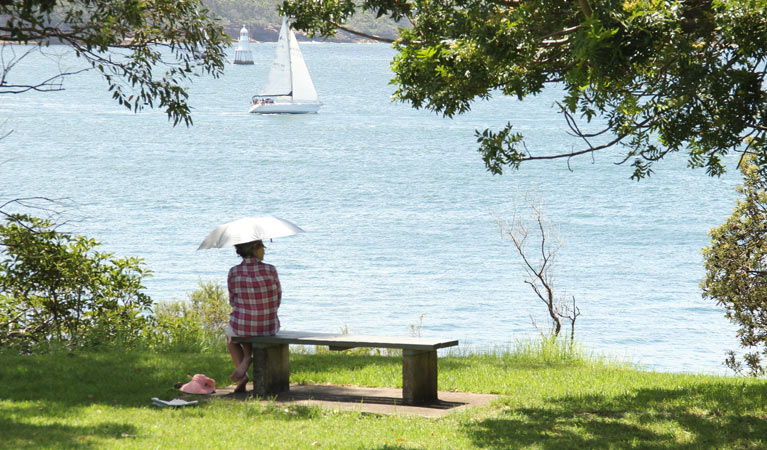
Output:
top-left (541, 37), bottom-right (570, 46)
top-left (539, 25), bottom-right (582, 43)
top-left (512, 102), bottom-right (655, 165)
top-left (0, 197), bottom-right (73, 236)
top-left (556, 295), bottom-right (581, 343)
top-left (498, 192), bottom-right (575, 338)
top-left (490, 0), bottom-right (523, 7)
top-left (1, 44), bottom-right (93, 94)
top-left (329, 20), bottom-right (395, 43)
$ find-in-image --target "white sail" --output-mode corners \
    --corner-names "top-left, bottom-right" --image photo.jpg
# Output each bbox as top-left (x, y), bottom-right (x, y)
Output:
top-left (250, 17), bottom-right (321, 114)
top-left (287, 25), bottom-right (319, 102)
top-left (260, 18), bottom-right (292, 97)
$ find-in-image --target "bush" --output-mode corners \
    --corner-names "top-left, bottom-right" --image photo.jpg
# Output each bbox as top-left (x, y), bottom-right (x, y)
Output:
top-left (0, 215), bottom-right (153, 352)
top-left (702, 156), bottom-right (767, 376)
top-left (150, 280), bottom-right (229, 352)
top-left (188, 279), bottom-right (229, 337)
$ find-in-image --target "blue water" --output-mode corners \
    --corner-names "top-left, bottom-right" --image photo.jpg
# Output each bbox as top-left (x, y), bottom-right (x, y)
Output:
top-left (1, 43), bottom-right (743, 374)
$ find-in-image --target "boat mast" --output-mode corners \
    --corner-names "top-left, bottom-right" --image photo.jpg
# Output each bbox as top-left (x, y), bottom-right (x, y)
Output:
top-left (287, 19), bottom-right (294, 103)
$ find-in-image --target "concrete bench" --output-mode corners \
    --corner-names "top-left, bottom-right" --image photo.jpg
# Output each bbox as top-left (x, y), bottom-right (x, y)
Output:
top-left (232, 331), bottom-right (459, 405)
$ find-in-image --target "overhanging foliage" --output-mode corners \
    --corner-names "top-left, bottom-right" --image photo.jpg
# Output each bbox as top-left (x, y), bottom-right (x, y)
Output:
top-left (0, 0), bottom-right (230, 125)
top-left (282, 0), bottom-right (767, 179)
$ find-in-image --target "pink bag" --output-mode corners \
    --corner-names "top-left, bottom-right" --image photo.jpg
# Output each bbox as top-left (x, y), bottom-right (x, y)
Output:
top-left (180, 374), bottom-right (216, 394)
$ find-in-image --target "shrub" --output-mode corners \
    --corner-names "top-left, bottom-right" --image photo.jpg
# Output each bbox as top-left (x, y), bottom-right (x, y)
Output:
top-left (150, 280), bottom-right (229, 352)
top-left (702, 156), bottom-right (767, 376)
top-left (188, 279), bottom-right (229, 337)
top-left (0, 215), bottom-right (153, 352)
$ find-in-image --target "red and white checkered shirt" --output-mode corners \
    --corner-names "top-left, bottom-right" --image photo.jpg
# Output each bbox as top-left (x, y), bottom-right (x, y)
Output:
top-left (227, 258), bottom-right (282, 337)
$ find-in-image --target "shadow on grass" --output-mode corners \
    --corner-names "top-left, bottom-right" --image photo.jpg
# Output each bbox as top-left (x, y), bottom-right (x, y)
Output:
top-left (219, 399), bottom-right (324, 421)
top-left (0, 404), bottom-right (139, 449)
top-left (368, 446), bottom-right (422, 450)
top-left (465, 382), bottom-right (767, 449)
top-left (0, 350), bottom-right (227, 408)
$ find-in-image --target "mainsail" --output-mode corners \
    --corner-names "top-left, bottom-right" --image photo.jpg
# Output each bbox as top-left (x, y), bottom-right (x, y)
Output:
top-left (260, 18), bottom-right (318, 103)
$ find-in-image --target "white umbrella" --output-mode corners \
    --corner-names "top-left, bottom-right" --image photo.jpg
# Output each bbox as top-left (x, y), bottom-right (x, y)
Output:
top-left (197, 216), bottom-right (304, 250)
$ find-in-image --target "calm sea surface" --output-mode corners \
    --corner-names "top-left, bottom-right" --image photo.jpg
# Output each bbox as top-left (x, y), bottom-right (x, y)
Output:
top-left (1, 43), bottom-right (743, 374)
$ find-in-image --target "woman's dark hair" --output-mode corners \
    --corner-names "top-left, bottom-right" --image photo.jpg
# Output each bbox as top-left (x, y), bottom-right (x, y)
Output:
top-left (235, 240), bottom-right (264, 258)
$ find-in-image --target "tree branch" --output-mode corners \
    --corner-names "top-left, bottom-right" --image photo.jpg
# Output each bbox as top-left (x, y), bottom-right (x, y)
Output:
top-left (329, 20), bottom-right (395, 43)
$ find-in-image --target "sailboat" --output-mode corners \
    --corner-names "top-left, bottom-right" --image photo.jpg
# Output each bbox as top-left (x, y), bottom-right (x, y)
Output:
top-left (249, 18), bottom-right (321, 114)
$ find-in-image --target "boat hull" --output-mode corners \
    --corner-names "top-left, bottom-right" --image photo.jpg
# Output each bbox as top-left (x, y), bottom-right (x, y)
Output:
top-left (249, 102), bottom-right (321, 114)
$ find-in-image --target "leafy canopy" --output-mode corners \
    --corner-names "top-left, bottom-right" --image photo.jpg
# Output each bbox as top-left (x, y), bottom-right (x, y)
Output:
top-left (281, 0), bottom-right (767, 179)
top-left (0, 0), bottom-right (230, 125)
top-left (702, 155), bottom-right (767, 376)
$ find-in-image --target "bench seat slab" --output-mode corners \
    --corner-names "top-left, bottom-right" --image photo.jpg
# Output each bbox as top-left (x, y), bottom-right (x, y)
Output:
top-left (234, 331), bottom-right (458, 352)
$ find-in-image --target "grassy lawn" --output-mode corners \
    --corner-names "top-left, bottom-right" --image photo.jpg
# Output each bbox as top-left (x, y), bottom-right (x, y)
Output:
top-left (2, 345), bottom-right (767, 449)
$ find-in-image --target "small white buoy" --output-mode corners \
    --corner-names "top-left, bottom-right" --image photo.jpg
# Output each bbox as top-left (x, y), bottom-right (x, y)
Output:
top-left (233, 25), bottom-right (254, 65)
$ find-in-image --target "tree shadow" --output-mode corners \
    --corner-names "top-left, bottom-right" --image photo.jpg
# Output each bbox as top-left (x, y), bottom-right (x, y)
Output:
top-left (464, 382), bottom-right (767, 449)
top-left (367, 446), bottom-right (423, 450)
top-left (0, 404), bottom-right (139, 449)
top-left (1, 350), bottom-right (224, 408)
top-left (233, 401), bottom-right (323, 421)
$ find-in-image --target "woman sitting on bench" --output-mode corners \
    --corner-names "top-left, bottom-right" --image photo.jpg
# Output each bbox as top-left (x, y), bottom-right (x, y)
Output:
top-left (226, 239), bottom-right (282, 393)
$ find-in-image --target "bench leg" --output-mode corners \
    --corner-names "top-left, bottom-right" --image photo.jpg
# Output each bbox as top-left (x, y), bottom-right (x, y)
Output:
top-left (251, 344), bottom-right (290, 397)
top-left (402, 349), bottom-right (438, 405)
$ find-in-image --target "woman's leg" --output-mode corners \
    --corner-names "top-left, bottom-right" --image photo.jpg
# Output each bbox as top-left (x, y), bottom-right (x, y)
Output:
top-left (227, 338), bottom-right (245, 375)
top-left (228, 339), bottom-right (252, 393)
top-left (232, 343), bottom-right (252, 377)
top-left (234, 343), bottom-right (252, 383)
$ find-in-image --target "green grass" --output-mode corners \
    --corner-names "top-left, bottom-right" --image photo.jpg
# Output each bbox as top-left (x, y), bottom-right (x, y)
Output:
top-left (2, 342), bottom-right (767, 449)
